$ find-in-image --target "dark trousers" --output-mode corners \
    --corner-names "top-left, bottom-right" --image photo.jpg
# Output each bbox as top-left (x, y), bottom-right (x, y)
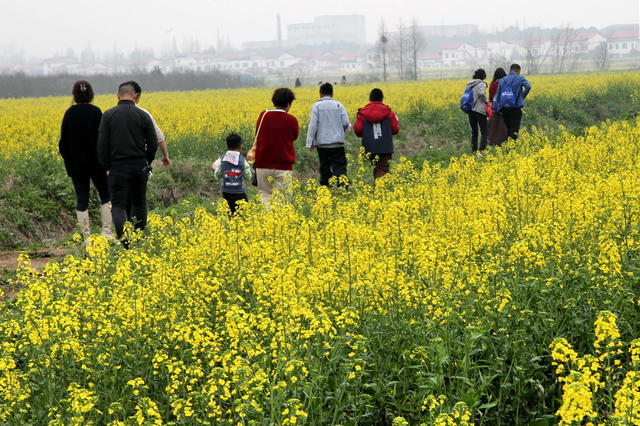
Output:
top-left (368, 153), bottom-right (392, 180)
top-left (502, 108), bottom-right (523, 140)
top-left (468, 111), bottom-right (488, 152)
top-left (108, 164), bottom-right (149, 239)
top-left (317, 146), bottom-right (348, 186)
top-left (222, 192), bottom-right (248, 214)
top-left (71, 172), bottom-right (110, 211)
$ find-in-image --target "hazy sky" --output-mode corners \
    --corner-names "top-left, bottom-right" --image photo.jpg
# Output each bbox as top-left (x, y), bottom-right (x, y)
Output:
top-left (1, 0), bottom-right (638, 57)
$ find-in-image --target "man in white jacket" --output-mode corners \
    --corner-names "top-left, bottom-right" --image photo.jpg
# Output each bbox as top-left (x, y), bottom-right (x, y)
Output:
top-left (306, 83), bottom-right (351, 186)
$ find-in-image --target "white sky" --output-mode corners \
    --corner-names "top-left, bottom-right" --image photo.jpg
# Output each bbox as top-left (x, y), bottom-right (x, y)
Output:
top-left (1, 0), bottom-right (638, 57)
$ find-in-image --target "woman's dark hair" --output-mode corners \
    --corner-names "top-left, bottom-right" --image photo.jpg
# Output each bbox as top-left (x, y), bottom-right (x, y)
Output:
top-left (272, 88), bottom-right (296, 108)
top-left (369, 88), bottom-right (384, 102)
top-left (492, 67), bottom-right (507, 83)
top-left (226, 133), bottom-right (243, 150)
top-left (473, 68), bottom-right (487, 80)
top-left (72, 80), bottom-right (94, 104)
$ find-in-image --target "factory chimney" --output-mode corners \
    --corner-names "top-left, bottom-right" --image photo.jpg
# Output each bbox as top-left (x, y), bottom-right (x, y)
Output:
top-left (277, 14), bottom-right (282, 47)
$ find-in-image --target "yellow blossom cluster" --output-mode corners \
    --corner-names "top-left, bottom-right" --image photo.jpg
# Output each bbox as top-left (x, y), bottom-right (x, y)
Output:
top-left (0, 72), bottom-right (639, 161)
top-left (552, 311), bottom-right (640, 425)
top-left (1, 115), bottom-right (640, 423)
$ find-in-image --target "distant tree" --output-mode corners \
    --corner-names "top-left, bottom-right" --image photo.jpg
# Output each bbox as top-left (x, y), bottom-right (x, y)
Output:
top-left (377, 19), bottom-right (389, 81)
top-left (593, 41), bottom-right (610, 72)
top-left (151, 66), bottom-right (164, 78)
top-left (524, 30), bottom-right (547, 75)
top-left (390, 20), bottom-right (410, 80)
top-left (409, 19), bottom-right (427, 80)
top-left (551, 25), bottom-right (573, 73)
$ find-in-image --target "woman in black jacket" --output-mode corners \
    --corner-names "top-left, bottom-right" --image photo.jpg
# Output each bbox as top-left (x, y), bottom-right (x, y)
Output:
top-left (59, 80), bottom-right (112, 239)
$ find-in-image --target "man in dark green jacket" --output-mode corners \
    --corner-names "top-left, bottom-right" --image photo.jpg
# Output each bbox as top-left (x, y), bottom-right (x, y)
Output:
top-left (98, 82), bottom-right (158, 243)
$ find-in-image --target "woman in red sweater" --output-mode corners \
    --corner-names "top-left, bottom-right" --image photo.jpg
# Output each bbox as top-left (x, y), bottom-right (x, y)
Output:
top-left (253, 88), bottom-right (299, 205)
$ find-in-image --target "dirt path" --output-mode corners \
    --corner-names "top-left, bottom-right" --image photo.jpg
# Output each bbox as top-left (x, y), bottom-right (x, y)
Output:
top-left (0, 248), bottom-right (71, 300)
top-left (0, 248), bottom-right (71, 271)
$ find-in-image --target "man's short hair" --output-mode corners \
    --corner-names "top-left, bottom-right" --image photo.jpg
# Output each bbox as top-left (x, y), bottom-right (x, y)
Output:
top-left (319, 82), bottom-right (333, 96)
top-left (272, 88), bottom-right (296, 108)
top-left (122, 80), bottom-right (142, 94)
top-left (226, 133), bottom-right (243, 150)
top-left (369, 88), bottom-right (384, 102)
top-left (510, 63), bottom-right (522, 72)
top-left (117, 82), bottom-right (137, 97)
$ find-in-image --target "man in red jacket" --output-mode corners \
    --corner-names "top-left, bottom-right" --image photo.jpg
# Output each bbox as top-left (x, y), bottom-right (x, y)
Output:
top-left (253, 88), bottom-right (299, 205)
top-left (354, 88), bottom-right (400, 181)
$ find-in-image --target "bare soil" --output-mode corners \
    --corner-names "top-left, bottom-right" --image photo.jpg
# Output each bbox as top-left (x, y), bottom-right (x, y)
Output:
top-left (0, 248), bottom-right (71, 300)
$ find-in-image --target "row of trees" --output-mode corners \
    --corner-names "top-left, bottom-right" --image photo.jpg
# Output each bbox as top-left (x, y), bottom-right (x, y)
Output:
top-left (523, 26), bottom-right (612, 74)
top-left (0, 69), bottom-right (261, 99)
top-left (374, 20), bottom-right (617, 78)
top-left (377, 19), bottom-right (427, 81)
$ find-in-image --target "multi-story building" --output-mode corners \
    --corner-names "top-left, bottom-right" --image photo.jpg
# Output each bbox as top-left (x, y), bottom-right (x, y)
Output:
top-left (287, 15), bottom-right (366, 46)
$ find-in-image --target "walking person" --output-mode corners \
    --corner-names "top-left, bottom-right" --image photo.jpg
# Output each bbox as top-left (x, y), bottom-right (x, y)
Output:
top-left (247, 88), bottom-right (299, 206)
top-left (212, 133), bottom-right (251, 215)
top-left (121, 81), bottom-right (169, 221)
top-left (58, 80), bottom-right (113, 240)
top-left (465, 69), bottom-right (489, 155)
top-left (295, 77), bottom-right (302, 88)
top-left (97, 82), bottom-right (158, 245)
top-left (488, 67), bottom-right (508, 146)
top-left (353, 88), bottom-right (400, 182)
top-left (493, 63), bottom-right (532, 141)
top-left (306, 82), bottom-right (351, 187)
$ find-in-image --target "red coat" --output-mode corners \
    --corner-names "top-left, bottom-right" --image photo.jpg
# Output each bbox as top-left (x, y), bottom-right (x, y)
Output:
top-left (353, 102), bottom-right (400, 137)
top-left (489, 80), bottom-right (500, 102)
top-left (254, 109), bottom-right (299, 170)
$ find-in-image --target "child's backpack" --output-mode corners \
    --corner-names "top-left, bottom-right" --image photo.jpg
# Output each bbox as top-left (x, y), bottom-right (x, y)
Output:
top-left (220, 155), bottom-right (247, 194)
top-left (460, 83), bottom-right (479, 113)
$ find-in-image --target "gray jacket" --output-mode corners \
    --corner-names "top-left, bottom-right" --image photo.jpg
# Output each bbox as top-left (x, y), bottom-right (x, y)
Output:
top-left (305, 97), bottom-right (351, 148)
top-left (466, 79), bottom-right (488, 115)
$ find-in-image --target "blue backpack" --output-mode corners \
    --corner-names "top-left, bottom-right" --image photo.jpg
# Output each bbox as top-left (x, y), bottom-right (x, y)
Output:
top-left (498, 77), bottom-right (518, 109)
top-left (460, 83), bottom-right (479, 113)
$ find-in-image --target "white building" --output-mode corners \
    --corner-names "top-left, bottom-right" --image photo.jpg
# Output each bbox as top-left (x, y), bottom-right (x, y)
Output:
top-left (566, 31), bottom-right (607, 55)
top-left (287, 15), bottom-right (366, 46)
top-left (441, 43), bottom-right (477, 67)
top-left (417, 54), bottom-right (442, 69)
top-left (608, 29), bottom-right (640, 56)
top-left (475, 41), bottom-right (524, 62)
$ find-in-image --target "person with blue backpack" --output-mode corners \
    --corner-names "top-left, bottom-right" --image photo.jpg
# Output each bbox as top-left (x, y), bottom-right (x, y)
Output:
top-left (493, 64), bottom-right (532, 141)
top-left (212, 133), bottom-right (252, 215)
top-left (460, 68), bottom-right (489, 155)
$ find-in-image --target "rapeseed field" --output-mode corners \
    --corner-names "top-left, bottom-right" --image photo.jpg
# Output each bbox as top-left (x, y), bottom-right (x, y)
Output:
top-left (2, 114), bottom-right (640, 423)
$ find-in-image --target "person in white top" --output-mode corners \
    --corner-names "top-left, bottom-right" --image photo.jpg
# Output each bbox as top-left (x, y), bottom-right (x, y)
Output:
top-left (121, 81), bottom-right (170, 221)
top-left (126, 81), bottom-right (170, 167)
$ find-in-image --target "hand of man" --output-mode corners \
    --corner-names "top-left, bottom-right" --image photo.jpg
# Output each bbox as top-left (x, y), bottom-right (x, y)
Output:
top-left (307, 146), bottom-right (315, 151)
top-left (162, 155), bottom-right (171, 167)
top-left (106, 170), bottom-right (111, 176)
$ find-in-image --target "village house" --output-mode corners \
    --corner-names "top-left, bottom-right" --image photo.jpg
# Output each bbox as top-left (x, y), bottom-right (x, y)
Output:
top-left (608, 29), bottom-right (640, 56)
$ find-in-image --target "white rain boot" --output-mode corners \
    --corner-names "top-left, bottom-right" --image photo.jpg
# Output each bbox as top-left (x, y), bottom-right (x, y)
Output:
top-left (100, 203), bottom-right (114, 240)
top-left (76, 210), bottom-right (91, 237)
